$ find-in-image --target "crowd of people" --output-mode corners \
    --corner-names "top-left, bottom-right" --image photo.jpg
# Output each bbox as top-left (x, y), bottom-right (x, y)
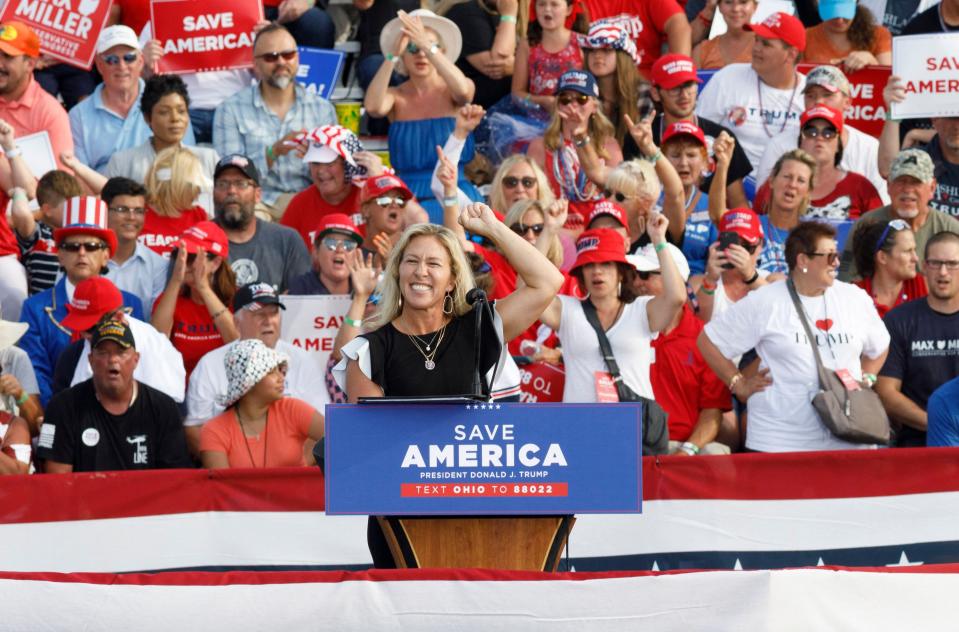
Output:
top-left (0, 0), bottom-right (958, 476)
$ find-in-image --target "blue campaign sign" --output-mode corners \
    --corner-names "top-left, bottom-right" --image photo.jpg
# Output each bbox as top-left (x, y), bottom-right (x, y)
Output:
top-left (325, 403), bottom-right (642, 515)
top-left (295, 47), bottom-right (345, 99)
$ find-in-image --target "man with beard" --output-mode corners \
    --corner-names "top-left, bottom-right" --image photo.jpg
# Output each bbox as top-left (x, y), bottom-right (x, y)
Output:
top-left (213, 23), bottom-right (337, 216)
top-left (212, 154), bottom-right (310, 293)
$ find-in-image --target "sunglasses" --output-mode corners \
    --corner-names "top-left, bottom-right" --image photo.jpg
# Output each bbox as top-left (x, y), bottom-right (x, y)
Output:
top-left (874, 218), bottom-right (909, 253)
top-left (801, 125), bottom-right (838, 140)
top-left (603, 189), bottom-right (631, 203)
top-left (558, 93), bottom-right (590, 106)
top-left (108, 205), bottom-right (146, 217)
top-left (808, 251), bottom-right (840, 265)
top-left (637, 270), bottom-right (661, 280)
top-left (102, 52), bottom-right (139, 65)
top-left (321, 237), bottom-right (359, 252)
top-left (256, 49), bottom-right (297, 63)
top-left (503, 176), bottom-right (536, 189)
top-left (406, 41), bottom-right (439, 55)
top-left (186, 252), bottom-right (218, 264)
top-left (510, 222), bottom-right (544, 236)
top-left (59, 241), bottom-right (108, 253)
top-left (374, 196), bottom-right (407, 208)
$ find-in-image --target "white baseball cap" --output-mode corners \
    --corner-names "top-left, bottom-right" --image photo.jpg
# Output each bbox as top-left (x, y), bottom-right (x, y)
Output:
top-left (96, 25), bottom-right (140, 54)
top-left (627, 243), bottom-right (690, 282)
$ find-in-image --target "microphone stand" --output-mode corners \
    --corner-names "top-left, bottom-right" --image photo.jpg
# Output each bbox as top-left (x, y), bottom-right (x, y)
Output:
top-left (467, 289), bottom-right (490, 402)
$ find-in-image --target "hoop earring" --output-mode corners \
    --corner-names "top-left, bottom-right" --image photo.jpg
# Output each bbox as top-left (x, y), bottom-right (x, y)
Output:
top-left (443, 292), bottom-right (454, 315)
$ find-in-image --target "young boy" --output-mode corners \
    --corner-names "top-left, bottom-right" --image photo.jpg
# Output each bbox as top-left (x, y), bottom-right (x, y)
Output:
top-left (10, 171), bottom-right (82, 295)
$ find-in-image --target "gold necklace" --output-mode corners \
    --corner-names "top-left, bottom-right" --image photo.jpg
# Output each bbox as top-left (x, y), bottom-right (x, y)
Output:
top-left (407, 325), bottom-right (446, 371)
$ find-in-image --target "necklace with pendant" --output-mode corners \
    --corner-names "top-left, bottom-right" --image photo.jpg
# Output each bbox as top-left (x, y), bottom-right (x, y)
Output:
top-left (407, 325), bottom-right (446, 370)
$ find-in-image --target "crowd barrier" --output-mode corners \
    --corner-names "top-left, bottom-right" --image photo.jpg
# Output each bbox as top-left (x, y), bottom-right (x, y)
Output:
top-left (3, 447), bottom-right (959, 573)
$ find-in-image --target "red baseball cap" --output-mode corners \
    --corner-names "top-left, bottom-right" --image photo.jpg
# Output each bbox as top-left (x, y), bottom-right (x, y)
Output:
top-left (586, 200), bottom-right (629, 234)
top-left (0, 22), bottom-right (40, 58)
top-left (662, 121), bottom-right (707, 148)
top-left (800, 104), bottom-right (844, 136)
top-left (651, 54), bottom-right (701, 90)
top-left (316, 213), bottom-right (363, 245)
top-left (571, 228), bottom-right (632, 272)
top-left (61, 277), bottom-right (123, 333)
top-left (746, 12), bottom-right (806, 52)
top-left (360, 173), bottom-right (413, 204)
top-left (719, 209), bottom-right (764, 246)
top-left (180, 221), bottom-right (229, 257)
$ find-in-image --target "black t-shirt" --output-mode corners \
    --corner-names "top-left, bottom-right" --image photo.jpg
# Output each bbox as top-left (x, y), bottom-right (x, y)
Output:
top-left (445, 0), bottom-right (512, 109)
top-left (625, 114), bottom-right (754, 193)
top-left (38, 380), bottom-right (192, 471)
top-left (362, 313), bottom-right (500, 396)
top-left (926, 138), bottom-right (959, 218)
top-left (358, 0), bottom-right (421, 60)
top-left (903, 3), bottom-right (959, 34)
top-left (880, 299), bottom-right (959, 446)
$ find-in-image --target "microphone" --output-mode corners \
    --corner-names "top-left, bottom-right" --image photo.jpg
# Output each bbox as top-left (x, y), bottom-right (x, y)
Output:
top-left (466, 288), bottom-right (487, 305)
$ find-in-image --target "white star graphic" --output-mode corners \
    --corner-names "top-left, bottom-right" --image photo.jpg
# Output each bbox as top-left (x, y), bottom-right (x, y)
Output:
top-left (886, 551), bottom-right (923, 567)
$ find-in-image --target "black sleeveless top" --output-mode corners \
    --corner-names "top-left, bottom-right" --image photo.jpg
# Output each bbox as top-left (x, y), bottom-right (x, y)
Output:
top-left (361, 313), bottom-right (500, 396)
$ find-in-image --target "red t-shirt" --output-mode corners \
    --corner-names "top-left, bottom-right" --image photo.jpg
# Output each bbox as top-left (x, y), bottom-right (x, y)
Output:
top-left (752, 172), bottom-right (882, 222)
top-left (0, 191), bottom-right (18, 258)
top-left (165, 295), bottom-right (226, 376)
top-left (855, 275), bottom-right (928, 319)
top-left (280, 185), bottom-right (362, 250)
top-left (650, 304), bottom-right (732, 441)
top-left (582, 0), bottom-right (684, 75)
top-left (140, 206), bottom-right (209, 257)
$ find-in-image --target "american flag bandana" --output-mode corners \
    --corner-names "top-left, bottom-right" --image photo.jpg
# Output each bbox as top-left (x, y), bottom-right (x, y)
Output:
top-left (576, 21), bottom-right (640, 65)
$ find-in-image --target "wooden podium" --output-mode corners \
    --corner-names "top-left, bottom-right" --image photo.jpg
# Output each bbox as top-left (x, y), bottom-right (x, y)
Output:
top-left (376, 515), bottom-right (575, 571)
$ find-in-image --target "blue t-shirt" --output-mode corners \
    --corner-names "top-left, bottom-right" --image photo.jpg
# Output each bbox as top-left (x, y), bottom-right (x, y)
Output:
top-left (681, 205), bottom-right (718, 276)
top-left (927, 376), bottom-right (959, 446)
top-left (757, 215), bottom-right (789, 274)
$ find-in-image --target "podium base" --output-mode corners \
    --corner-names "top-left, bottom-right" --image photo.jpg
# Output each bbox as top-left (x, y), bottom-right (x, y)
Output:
top-left (377, 515), bottom-right (575, 571)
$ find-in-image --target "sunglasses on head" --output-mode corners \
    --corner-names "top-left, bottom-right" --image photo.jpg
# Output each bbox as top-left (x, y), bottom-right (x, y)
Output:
top-left (256, 49), bottom-right (297, 63)
top-left (558, 93), bottom-right (590, 106)
top-left (59, 241), bottom-right (108, 253)
top-left (406, 41), bottom-right (439, 55)
top-left (503, 176), bottom-right (536, 189)
top-left (321, 237), bottom-right (359, 252)
top-left (637, 270), bottom-right (661, 280)
top-left (801, 125), bottom-right (838, 140)
top-left (102, 51), bottom-right (139, 65)
top-left (603, 189), bottom-right (630, 203)
top-left (874, 218), bottom-right (909, 253)
top-left (510, 222), bottom-right (544, 236)
top-left (374, 196), bottom-right (407, 208)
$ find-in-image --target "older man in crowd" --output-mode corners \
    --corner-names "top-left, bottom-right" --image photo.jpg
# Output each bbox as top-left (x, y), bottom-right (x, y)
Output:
top-left (38, 319), bottom-right (191, 472)
top-left (213, 23), bottom-right (337, 215)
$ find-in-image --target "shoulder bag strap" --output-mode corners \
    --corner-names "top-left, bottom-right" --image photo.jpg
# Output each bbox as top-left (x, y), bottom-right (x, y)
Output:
top-left (581, 299), bottom-right (625, 381)
top-left (785, 278), bottom-right (831, 389)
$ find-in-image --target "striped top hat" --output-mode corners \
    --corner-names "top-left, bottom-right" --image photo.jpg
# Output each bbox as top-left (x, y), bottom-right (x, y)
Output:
top-left (52, 196), bottom-right (118, 255)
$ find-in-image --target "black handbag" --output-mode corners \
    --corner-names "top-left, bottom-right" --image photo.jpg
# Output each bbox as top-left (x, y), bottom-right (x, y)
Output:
top-left (581, 299), bottom-right (669, 456)
top-left (786, 279), bottom-right (890, 445)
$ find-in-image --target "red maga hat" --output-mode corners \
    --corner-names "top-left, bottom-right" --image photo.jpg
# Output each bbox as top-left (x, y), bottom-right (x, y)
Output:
top-left (746, 12), bottom-right (806, 52)
top-left (800, 104), bottom-right (844, 136)
top-left (719, 208), bottom-right (764, 246)
top-left (61, 277), bottom-right (124, 333)
top-left (571, 228), bottom-right (632, 271)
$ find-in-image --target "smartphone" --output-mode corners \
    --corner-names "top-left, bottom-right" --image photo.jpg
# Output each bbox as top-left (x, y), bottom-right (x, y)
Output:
top-left (637, 83), bottom-right (655, 120)
top-left (718, 231), bottom-right (740, 269)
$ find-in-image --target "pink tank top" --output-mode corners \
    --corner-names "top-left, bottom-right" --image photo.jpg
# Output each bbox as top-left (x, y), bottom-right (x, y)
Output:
top-left (528, 37), bottom-right (584, 96)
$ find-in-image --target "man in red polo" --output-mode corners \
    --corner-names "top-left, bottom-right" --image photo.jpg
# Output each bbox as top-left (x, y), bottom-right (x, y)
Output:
top-left (0, 21), bottom-right (73, 169)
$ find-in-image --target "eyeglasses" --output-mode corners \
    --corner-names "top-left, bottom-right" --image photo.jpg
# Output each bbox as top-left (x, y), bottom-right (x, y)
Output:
top-left (807, 251), bottom-right (840, 265)
top-left (801, 125), bottom-right (838, 140)
top-left (59, 241), bottom-right (108, 253)
top-left (374, 196), bottom-right (407, 208)
top-left (214, 179), bottom-right (256, 191)
top-left (102, 52), bottom-right (139, 65)
top-left (662, 82), bottom-right (698, 97)
top-left (321, 237), bottom-right (359, 252)
top-left (510, 222), bottom-right (544, 236)
top-left (925, 259), bottom-right (959, 271)
top-left (503, 176), bottom-right (536, 189)
top-left (108, 205), bottom-right (146, 217)
top-left (603, 189), bottom-right (631, 203)
top-left (406, 41), bottom-right (439, 55)
top-left (874, 219), bottom-right (909, 253)
top-left (256, 49), bottom-right (297, 63)
top-left (637, 270), bottom-right (661, 280)
top-left (558, 93), bottom-right (590, 106)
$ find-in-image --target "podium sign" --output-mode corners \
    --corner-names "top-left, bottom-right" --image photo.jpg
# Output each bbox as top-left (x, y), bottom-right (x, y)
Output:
top-left (325, 402), bottom-right (642, 515)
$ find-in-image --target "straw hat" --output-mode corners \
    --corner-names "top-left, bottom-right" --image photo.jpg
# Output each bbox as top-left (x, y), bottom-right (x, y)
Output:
top-left (0, 307), bottom-right (27, 351)
top-left (380, 9), bottom-right (462, 69)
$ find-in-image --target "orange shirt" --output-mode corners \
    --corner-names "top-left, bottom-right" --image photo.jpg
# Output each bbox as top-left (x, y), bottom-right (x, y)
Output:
top-left (803, 24), bottom-right (892, 65)
top-left (693, 35), bottom-right (753, 70)
top-left (0, 77), bottom-right (73, 171)
top-left (200, 397), bottom-right (316, 468)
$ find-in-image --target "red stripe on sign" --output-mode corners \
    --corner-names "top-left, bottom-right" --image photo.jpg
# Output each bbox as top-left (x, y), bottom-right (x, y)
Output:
top-left (400, 483), bottom-right (568, 497)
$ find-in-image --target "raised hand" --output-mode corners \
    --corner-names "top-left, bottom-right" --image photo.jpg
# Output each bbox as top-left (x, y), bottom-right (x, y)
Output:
top-left (724, 243), bottom-right (756, 280)
top-left (882, 74), bottom-right (905, 108)
top-left (624, 112), bottom-right (658, 159)
top-left (353, 151), bottom-right (384, 178)
top-left (712, 131), bottom-right (735, 169)
top-left (398, 11), bottom-right (431, 55)
top-left (543, 199), bottom-right (568, 234)
top-left (372, 232), bottom-right (395, 262)
top-left (435, 145), bottom-right (458, 194)
top-left (458, 202), bottom-right (500, 238)
top-left (190, 247), bottom-right (212, 292)
top-left (558, 100), bottom-right (591, 137)
top-left (454, 104), bottom-right (486, 136)
top-left (348, 249), bottom-right (381, 299)
top-left (170, 242), bottom-right (188, 288)
top-left (645, 211), bottom-right (670, 245)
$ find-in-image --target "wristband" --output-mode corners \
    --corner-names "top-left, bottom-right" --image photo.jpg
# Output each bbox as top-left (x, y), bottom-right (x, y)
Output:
top-left (16, 391), bottom-right (29, 406)
top-left (266, 144), bottom-right (276, 163)
top-left (9, 188), bottom-right (27, 201)
top-left (644, 149), bottom-right (663, 164)
top-left (680, 441), bottom-right (700, 456)
top-left (700, 286), bottom-right (716, 295)
top-left (4, 146), bottom-right (22, 159)
top-left (884, 110), bottom-right (899, 122)
top-left (743, 270), bottom-right (760, 285)
top-left (863, 373), bottom-right (877, 387)
top-left (442, 196), bottom-right (459, 207)
top-left (701, 277), bottom-right (717, 291)
top-left (573, 134), bottom-right (591, 148)
top-left (654, 242), bottom-right (667, 253)
top-left (499, 14), bottom-right (516, 23)
top-left (344, 316), bottom-right (363, 328)
top-left (385, 53), bottom-right (399, 64)
top-left (427, 42), bottom-right (441, 57)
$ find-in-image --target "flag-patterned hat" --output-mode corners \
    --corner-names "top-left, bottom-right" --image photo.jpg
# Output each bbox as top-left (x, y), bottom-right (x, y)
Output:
top-left (576, 20), bottom-right (640, 65)
top-left (53, 196), bottom-right (118, 255)
top-left (301, 125), bottom-right (368, 185)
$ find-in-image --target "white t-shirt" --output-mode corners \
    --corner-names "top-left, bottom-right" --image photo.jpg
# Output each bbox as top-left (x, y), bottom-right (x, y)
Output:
top-left (704, 280), bottom-right (890, 452)
top-left (557, 295), bottom-right (656, 402)
top-left (756, 124), bottom-right (890, 205)
top-left (71, 317), bottom-right (186, 402)
top-left (696, 63), bottom-right (806, 172)
top-left (185, 339), bottom-right (330, 427)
